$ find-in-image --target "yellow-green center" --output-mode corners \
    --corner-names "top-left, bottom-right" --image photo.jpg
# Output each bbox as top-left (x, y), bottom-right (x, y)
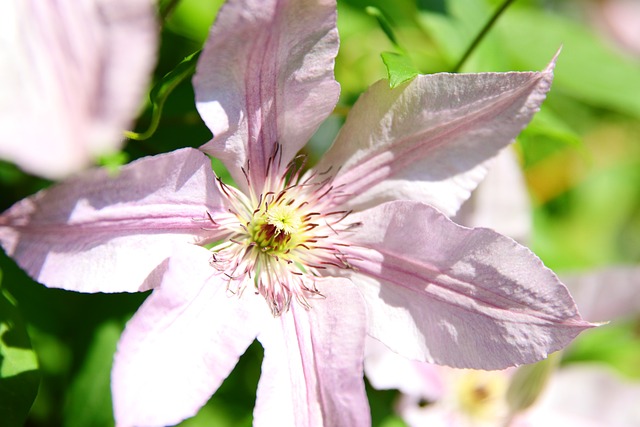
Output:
top-left (249, 203), bottom-right (304, 255)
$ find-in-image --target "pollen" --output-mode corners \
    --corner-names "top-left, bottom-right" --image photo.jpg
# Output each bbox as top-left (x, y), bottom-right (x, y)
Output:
top-left (248, 197), bottom-right (306, 256)
top-left (266, 205), bottom-right (302, 235)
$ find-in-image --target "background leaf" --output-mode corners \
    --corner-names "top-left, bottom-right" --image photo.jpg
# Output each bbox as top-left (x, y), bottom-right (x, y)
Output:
top-left (497, 7), bottom-right (640, 118)
top-left (63, 321), bottom-right (122, 427)
top-left (0, 271), bottom-right (40, 427)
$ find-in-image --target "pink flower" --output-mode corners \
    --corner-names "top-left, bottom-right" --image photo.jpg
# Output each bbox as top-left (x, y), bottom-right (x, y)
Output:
top-left (364, 150), bottom-right (640, 427)
top-left (0, 0), bottom-right (592, 425)
top-left (0, 0), bottom-right (157, 179)
top-left (521, 363), bottom-right (640, 427)
top-left (367, 343), bottom-right (640, 427)
top-left (590, 0), bottom-right (640, 57)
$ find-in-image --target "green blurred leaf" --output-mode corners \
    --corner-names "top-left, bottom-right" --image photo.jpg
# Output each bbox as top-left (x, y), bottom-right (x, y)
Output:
top-left (165, 0), bottom-right (223, 44)
top-left (366, 6), bottom-right (400, 48)
top-left (519, 107), bottom-right (583, 168)
top-left (378, 415), bottom-right (408, 427)
top-left (0, 272), bottom-right (40, 427)
top-left (418, 0), bottom-right (509, 71)
top-left (380, 52), bottom-right (419, 88)
top-left (0, 160), bottom-right (23, 186)
top-left (179, 401), bottom-right (252, 427)
top-left (417, 0), bottom-right (447, 15)
top-left (497, 8), bottom-right (640, 117)
top-left (63, 321), bottom-right (122, 427)
top-left (97, 151), bottom-right (130, 176)
top-left (506, 353), bottom-right (559, 416)
top-left (564, 320), bottom-right (640, 379)
top-left (525, 107), bottom-right (582, 147)
top-left (126, 50), bottom-right (201, 141)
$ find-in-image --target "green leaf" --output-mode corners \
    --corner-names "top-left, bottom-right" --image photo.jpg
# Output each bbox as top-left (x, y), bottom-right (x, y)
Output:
top-left (366, 4), bottom-right (423, 85)
top-left (63, 321), bottom-right (122, 427)
top-left (497, 8), bottom-right (640, 117)
top-left (506, 353), bottom-right (560, 416)
top-left (381, 51), bottom-right (419, 88)
top-left (165, 0), bottom-right (223, 44)
top-left (97, 151), bottom-right (130, 176)
top-left (365, 6), bottom-right (400, 48)
top-left (563, 320), bottom-right (640, 380)
top-left (418, 0), bottom-right (507, 71)
top-left (125, 50), bottom-right (202, 141)
top-left (518, 106), bottom-right (584, 168)
top-left (0, 273), bottom-right (40, 427)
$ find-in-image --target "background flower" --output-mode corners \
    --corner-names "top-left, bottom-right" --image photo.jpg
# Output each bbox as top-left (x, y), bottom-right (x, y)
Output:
top-left (0, 0), bottom-right (157, 179)
top-left (364, 148), bottom-right (640, 427)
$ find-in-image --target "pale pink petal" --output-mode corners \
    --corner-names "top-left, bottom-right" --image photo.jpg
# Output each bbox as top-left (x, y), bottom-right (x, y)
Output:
top-left (194, 0), bottom-right (340, 190)
top-left (560, 266), bottom-right (640, 323)
top-left (343, 201), bottom-right (592, 369)
top-left (518, 364), bottom-right (640, 427)
top-left (0, 148), bottom-right (225, 293)
top-left (0, 0), bottom-right (157, 179)
top-left (317, 62), bottom-right (554, 217)
top-left (396, 399), bottom-right (454, 427)
top-left (592, 0), bottom-right (640, 56)
top-left (455, 148), bottom-right (532, 244)
top-left (112, 245), bottom-right (269, 427)
top-left (254, 278), bottom-right (370, 427)
top-left (364, 337), bottom-right (444, 401)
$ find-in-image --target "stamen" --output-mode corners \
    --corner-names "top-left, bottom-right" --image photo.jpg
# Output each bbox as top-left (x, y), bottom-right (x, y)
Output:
top-left (206, 149), bottom-right (355, 316)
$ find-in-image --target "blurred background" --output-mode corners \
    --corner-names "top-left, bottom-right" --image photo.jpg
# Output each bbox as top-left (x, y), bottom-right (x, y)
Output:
top-left (1, 0), bottom-right (639, 425)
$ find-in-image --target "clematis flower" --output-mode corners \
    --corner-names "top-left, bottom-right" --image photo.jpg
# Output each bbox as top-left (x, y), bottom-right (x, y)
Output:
top-left (364, 259), bottom-right (640, 427)
top-left (455, 148), bottom-right (532, 244)
top-left (367, 341), bottom-right (640, 427)
top-left (0, 0), bottom-right (593, 425)
top-left (365, 149), bottom-right (640, 427)
top-left (0, 0), bottom-right (157, 179)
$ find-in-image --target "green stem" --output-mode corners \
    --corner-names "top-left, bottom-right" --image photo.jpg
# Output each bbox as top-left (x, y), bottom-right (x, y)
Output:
top-left (125, 50), bottom-right (201, 141)
top-left (452, 0), bottom-right (517, 73)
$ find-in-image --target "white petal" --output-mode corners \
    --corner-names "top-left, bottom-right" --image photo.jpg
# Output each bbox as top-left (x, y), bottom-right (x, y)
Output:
top-left (112, 245), bottom-right (269, 427)
top-left (455, 148), bottom-right (532, 244)
top-left (344, 201), bottom-right (592, 369)
top-left (521, 363), bottom-right (640, 427)
top-left (0, 148), bottom-right (224, 293)
top-left (194, 0), bottom-right (339, 190)
top-left (254, 278), bottom-right (370, 427)
top-left (560, 266), bottom-right (640, 323)
top-left (317, 62), bottom-right (554, 216)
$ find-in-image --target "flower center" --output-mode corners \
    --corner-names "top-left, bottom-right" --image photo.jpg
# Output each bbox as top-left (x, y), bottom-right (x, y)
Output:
top-left (250, 203), bottom-right (303, 254)
top-left (205, 158), bottom-right (359, 316)
top-left (455, 370), bottom-right (508, 422)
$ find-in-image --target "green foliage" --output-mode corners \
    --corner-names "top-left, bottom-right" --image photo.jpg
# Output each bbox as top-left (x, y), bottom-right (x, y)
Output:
top-left (506, 353), bottom-right (559, 415)
top-left (497, 8), bottom-right (640, 118)
top-left (63, 322), bottom-right (122, 427)
top-left (564, 321), bottom-right (640, 380)
top-left (164, 0), bottom-right (224, 44)
top-left (366, 6), bottom-right (419, 88)
top-left (366, 6), bottom-right (401, 48)
top-left (0, 272), bottom-right (40, 427)
top-left (380, 52), bottom-right (419, 88)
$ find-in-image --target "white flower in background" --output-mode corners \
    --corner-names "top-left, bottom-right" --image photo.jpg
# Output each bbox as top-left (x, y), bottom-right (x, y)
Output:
top-left (365, 148), bottom-right (640, 426)
top-left (0, 0), bottom-right (157, 179)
